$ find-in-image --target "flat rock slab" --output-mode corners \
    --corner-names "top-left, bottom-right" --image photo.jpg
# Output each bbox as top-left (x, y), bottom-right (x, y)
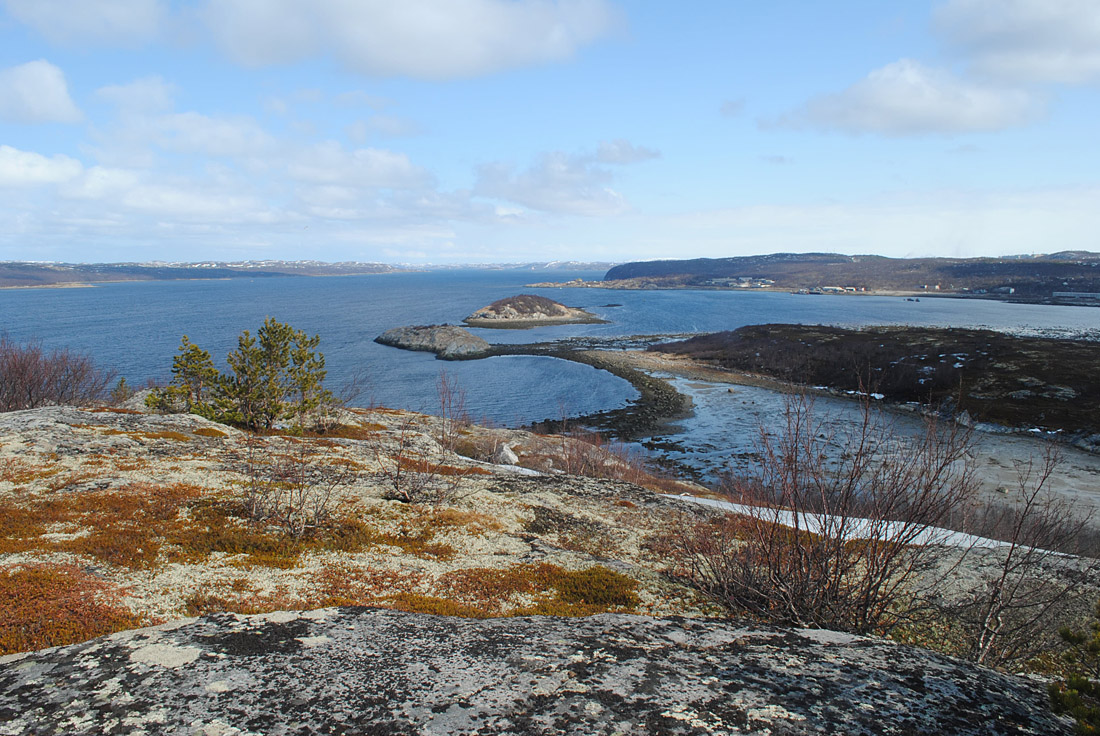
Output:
top-left (0, 608), bottom-right (1069, 735)
top-left (375, 325), bottom-right (491, 359)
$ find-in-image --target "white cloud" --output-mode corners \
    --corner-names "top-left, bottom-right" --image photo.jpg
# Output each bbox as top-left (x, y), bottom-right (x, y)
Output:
top-left (475, 151), bottom-right (626, 216)
top-left (96, 76), bottom-right (175, 113)
top-left (59, 166), bottom-right (141, 200)
top-left (2, 0), bottom-right (165, 46)
top-left (596, 139), bottom-right (659, 164)
top-left (640, 187), bottom-right (1100, 259)
top-left (935, 0), bottom-right (1100, 84)
top-left (366, 115), bottom-right (423, 138)
top-left (780, 59), bottom-right (1039, 135)
top-left (0, 145), bottom-right (83, 186)
top-left (0, 60), bottom-right (82, 123)
top-left (288, 142), bottom-right (434, 189)
top-left (199, 0), bottom-right (620, 79)
top-left (120, 185), bottom-right (270, 221)
top-left (156, 112), bottom-right (276, 157)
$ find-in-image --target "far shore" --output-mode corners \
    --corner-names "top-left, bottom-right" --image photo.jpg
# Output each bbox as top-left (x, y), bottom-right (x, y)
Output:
top-left (0, 282), bottom-right (97, 290)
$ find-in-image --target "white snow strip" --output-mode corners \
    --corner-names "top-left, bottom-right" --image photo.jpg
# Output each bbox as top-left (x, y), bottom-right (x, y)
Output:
top-left (665, 494), bottom-right (1013, 549)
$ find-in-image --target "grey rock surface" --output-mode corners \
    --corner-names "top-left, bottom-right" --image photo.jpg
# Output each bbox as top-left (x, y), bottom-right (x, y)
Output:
top-left (375, 325), bottom-right (491, 359)
top-left (0, 607), bottom-right (1070, 735)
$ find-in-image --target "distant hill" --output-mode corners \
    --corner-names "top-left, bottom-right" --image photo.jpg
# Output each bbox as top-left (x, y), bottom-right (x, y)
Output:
top-left (0, 261), bottom-right (400, 288)
top-left (603, 252), bottom-right (1100, 300)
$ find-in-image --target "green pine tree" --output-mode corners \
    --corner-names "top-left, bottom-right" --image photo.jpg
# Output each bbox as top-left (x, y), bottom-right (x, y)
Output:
top-left (147, 335), bottom-right (219, 417)
top-left (154, 320), bottom-right (333, 432)
top-left (288, 329), bottom-right (333, 428)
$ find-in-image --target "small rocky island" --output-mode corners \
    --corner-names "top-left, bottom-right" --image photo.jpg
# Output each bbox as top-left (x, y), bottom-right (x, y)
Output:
top-left (374, 324), bottom-right (491, 359)
top-left (464, 294), bottom-right (606, 328)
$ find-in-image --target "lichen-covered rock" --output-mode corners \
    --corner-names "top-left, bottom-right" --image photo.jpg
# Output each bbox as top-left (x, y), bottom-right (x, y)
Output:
top-left (375, 325), bottom-right (491, 359)
top-left (464, 294), bottom-right (604, 328)
top-left (0, 608), bottom-right (1070, 735)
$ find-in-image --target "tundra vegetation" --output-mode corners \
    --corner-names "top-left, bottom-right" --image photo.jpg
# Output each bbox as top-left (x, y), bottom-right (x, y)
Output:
top-left (3, 327), bottom-right (1100, 730)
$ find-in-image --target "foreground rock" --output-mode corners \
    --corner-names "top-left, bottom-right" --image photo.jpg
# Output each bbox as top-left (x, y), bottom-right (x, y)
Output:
top-left (375, 324), bottom-right (491, 359)
top-left (465, 294), bottom-right (605, 328)
top-left (0, 607), bottom-right (1069, 735)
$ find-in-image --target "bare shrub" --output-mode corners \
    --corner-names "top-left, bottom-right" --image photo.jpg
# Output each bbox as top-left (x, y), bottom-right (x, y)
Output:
top-left (674, 393), bottom-right (977, 635)
top-left (436, 369), bottom-right (470, 453)
top-left (373, 414), bottom-right (439, 503)
top-left (0, 336), bottom-right (115, 411)
top-left (940, 446), bottom-right (1099, 668)
top-left (236, 435), bottom-right (358, 538)
top-left (370, 413), bottom-right (478, 505)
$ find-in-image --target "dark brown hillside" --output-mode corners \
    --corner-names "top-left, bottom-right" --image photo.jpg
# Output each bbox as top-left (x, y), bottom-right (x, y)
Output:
top-left (651, 324), bottom-right (1100, 436)
top-left (483, 294), bottom-right (570, 316)
top-left (605, 252), bottom-right (1100, 298)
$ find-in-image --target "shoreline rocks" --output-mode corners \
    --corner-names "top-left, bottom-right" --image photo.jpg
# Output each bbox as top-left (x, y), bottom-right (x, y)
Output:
top-left (375, 325), bottom-right (491, 359)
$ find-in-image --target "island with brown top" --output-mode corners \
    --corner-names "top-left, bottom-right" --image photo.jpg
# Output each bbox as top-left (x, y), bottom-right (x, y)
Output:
top-left (463, 294), bottom-right (607, 329)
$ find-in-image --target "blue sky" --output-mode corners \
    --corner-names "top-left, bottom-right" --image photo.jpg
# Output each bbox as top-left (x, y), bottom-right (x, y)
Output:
top-left (1, 0), bottom-right (1098, 264)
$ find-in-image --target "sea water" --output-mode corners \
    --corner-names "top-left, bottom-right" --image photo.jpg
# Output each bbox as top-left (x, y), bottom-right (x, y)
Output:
top-left (2, 268), bottom-right (1098, 440)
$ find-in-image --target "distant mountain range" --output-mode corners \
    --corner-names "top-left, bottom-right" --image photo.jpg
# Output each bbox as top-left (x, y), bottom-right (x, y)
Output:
top-left (0, 260), bottom-right (401, 288)
top-left (0, 259), bottom-right (621, 288)
top-left (603, 252), bottom-right (1100, 301)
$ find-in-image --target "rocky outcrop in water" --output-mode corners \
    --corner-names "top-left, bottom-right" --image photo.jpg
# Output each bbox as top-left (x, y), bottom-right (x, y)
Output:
top-left (464, 294), bottom-right (605, 328)
top-left (375, 324), bottom-right (491, 359)
top-left (0, 607), bottom-right (1070, 735)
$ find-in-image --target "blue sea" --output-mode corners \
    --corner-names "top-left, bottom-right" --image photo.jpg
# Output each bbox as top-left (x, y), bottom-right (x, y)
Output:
top-left (3, 268), bottom-right (1098, 439)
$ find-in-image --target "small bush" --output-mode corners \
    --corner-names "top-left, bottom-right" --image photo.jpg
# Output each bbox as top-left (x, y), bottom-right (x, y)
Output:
top-left (386, 593), bottom-right (491, 618)
top-left (0, 336), bottom-right (115, 412)
top-left (0, 564), bottom-right (142, 654)
top-left (437, 563), bottom-right (640, 616)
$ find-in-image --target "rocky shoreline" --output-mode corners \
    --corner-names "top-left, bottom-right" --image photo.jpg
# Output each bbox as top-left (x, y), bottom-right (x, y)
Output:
top-left (375, 325), bottom-right (491, 359)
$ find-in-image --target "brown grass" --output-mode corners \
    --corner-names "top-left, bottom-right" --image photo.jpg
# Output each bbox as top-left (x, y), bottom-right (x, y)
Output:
top-left (0, 564), bottom-right (143, 655)
top-left (183, 587), bottom-right (305, 616)
top-left (385, 593), bottom-right (491, 618)
top-left (437, 563), bottom-right (640, 616)
top-left (430, 508), bottom-right (503, 535)
top-left (193, 427), bottom-right (229, 438)
top-left (310, 423), bottom-right (383, 440)
top-left (0, 458), bottom-right (62, 485)
top-left (377, 520), bottom-right (456, 560)
top-left (396, 456), bottom-right (491, 476)
top-left (313, 563), bottom-right (425, 604)
top-left (71, 425), bottom-right (193, 442)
